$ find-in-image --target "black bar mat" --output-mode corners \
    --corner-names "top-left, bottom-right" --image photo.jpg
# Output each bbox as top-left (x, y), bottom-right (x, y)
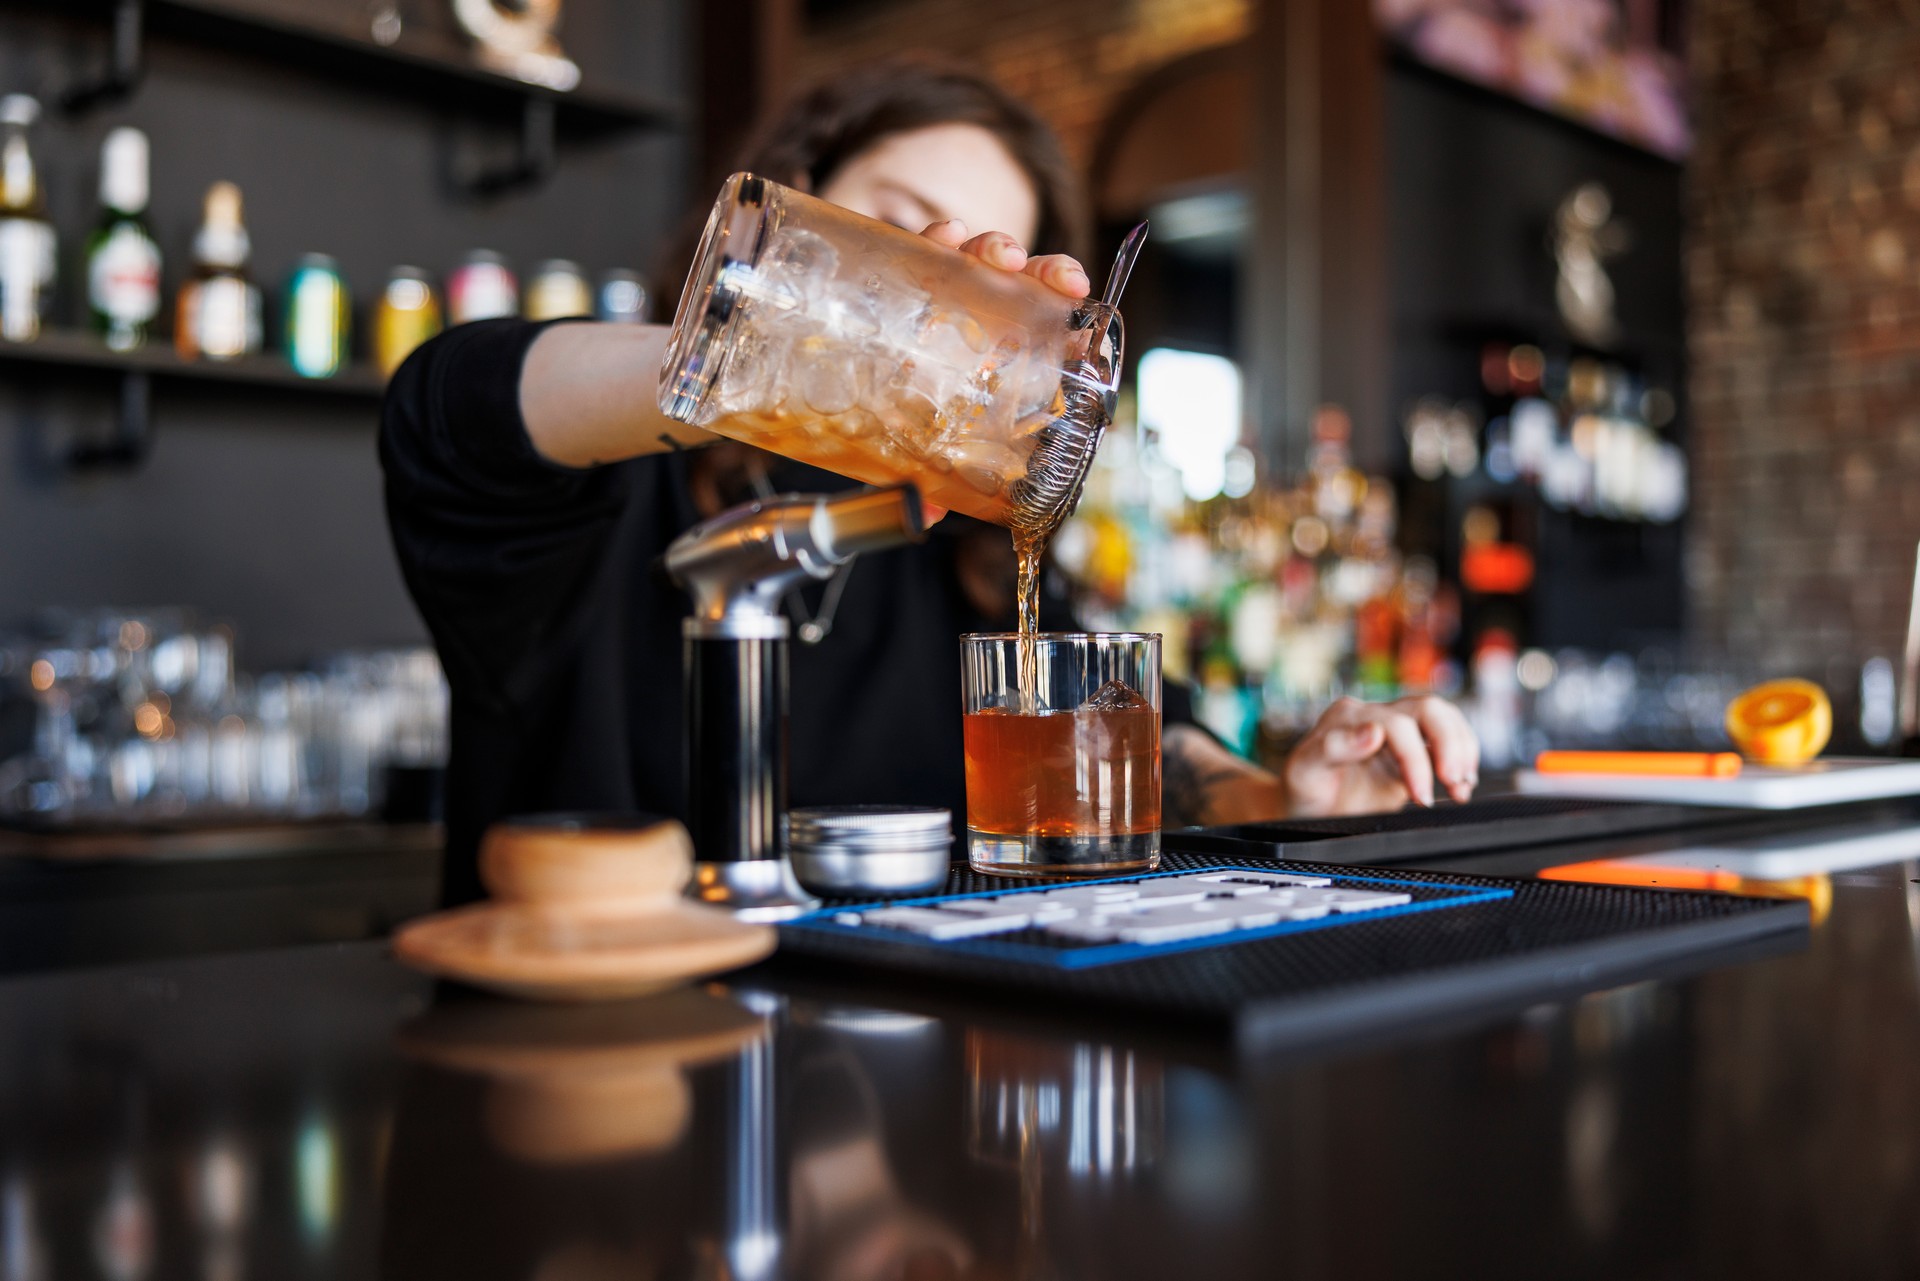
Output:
top-left (1168, 795), bottom-right (1752, 865)
top-left (774, 850), bottom-right (1807, 1057)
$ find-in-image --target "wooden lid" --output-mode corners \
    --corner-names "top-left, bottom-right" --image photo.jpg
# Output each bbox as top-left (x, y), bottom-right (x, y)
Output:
top-left (392, 813), bottom-right (775, 1002)
top-left (479, 813), bottom-right (693, 910)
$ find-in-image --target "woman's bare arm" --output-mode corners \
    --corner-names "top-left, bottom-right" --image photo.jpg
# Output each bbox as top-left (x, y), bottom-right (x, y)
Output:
top-left (519, 322), bottom-right (715, 467)
top-left (519, 221), bottom-right (1089, 470)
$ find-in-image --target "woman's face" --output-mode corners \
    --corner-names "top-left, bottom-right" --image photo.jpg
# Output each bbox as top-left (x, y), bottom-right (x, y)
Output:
top-left (816, 123), bottom-right (1041, 248)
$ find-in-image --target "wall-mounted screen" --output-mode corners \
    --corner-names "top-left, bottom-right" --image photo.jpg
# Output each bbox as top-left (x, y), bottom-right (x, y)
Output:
top-left (1375, 0), bottom-right (1689, 158)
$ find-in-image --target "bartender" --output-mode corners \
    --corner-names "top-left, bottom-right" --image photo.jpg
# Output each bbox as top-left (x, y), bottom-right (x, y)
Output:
top-left (381, 59), bottom-right (1480, 906)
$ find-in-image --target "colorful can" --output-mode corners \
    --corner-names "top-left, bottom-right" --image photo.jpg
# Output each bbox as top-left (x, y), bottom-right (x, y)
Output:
top-left (525, 258), bottom-right (592, 321)
top-left (284, 253), bottom-right (349, 378)
top-left (596, 268), bottom-right (648, 324)
top-left (447, 250), bottom-right (517, 325)
top-left (375, 266), bottom-right (443, 378)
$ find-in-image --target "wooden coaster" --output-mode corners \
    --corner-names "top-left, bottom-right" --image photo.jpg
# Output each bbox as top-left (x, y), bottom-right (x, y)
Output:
top-left (393, 815), bottom-right (777, 1001)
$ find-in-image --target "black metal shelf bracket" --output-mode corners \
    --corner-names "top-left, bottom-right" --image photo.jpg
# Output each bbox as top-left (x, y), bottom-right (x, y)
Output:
top-left (67, 369), bottom-right (154, 471)
top-left (463, 95), bottom-right (559, 198)
top-left (62, 0), bottom-right (146, 114)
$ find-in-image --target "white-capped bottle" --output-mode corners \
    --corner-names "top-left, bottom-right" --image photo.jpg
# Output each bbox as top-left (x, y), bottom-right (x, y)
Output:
top-left (0, 95), bottom-right (56, 342)
top-left (86, 127), bottom-right (163, 351)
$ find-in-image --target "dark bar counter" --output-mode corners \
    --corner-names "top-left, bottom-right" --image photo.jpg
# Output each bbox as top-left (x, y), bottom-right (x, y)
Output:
top-left (4, 808), bottom-right (1919, 1278)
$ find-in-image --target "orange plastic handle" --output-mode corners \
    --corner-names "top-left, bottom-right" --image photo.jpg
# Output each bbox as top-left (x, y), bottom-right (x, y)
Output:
top-left (1533, 750), bottom-right (1743, 778)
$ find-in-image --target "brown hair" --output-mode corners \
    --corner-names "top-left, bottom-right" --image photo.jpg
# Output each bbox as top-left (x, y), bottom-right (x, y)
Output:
top-left (733, 57), bottom-right (1089, 262)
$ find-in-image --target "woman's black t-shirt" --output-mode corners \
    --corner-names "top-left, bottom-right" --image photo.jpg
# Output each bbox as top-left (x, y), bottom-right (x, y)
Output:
top-left (380, 318), bottom-right (1188, 904)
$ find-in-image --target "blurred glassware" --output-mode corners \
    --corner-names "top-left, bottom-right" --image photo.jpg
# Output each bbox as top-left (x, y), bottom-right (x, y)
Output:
top-left (0, 609), bottom-right (447, 827)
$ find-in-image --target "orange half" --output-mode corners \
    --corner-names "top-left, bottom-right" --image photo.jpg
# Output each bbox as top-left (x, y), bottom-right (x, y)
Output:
top-left (1725, 679), bottom-right (1832, 765)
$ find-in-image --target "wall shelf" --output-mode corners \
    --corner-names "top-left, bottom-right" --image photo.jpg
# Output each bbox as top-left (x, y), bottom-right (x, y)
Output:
top-left (27, 0), bottom-right (683, 131)
top-left (0, 328), bottom-right (386, 399)
top-left (10, 0), bottom-right (683, 193)
top-left (0, 327), bottom-right (386, 467)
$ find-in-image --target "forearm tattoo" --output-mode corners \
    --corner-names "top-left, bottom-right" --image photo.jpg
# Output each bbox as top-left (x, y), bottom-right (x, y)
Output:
top-left (1162, 728), bottom-right (1250, 828)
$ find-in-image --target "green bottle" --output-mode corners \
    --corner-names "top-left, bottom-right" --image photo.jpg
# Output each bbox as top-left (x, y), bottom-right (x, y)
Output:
top-left (85, 127), bottom-right (163, 352)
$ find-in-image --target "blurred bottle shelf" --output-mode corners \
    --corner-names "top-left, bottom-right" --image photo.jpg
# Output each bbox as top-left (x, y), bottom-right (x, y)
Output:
top-left (11, 0), bottom-right (683, 134)
top-left (0, 327), bottom-right (386, 399)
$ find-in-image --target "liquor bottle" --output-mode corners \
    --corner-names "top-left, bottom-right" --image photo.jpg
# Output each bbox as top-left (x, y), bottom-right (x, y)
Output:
top-left (0, 95), bottom-right (56, 343)
top-left (85, 127), bottom-right (163, 352)
top-left (175, 181), bottom-right (262, 361)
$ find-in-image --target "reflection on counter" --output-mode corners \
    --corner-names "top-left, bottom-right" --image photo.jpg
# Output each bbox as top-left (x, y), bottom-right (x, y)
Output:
top-left (967, 1030), bottom-right (1164, 1180)
top-left (0, 609), bottom-right (447, 827)
top-left (12, 867), bottom-right (1920, 1281)
top-left (1540, 858), bottom-right (1833, 926)
top-left (1535, 820), bottom-right (1920, 928)
top-left (397, 987), bottom-right (770, 1165)
top-left (386, 983), bottom-right (975, 1280)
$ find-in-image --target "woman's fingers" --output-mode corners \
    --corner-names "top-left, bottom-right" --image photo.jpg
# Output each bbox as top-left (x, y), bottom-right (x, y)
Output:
top-left (1316, 722), bottom-right (1386, 765)
top-left (1021, 253), bottom-right (1092, 298)
top-left (1372, 711), bottom-right (1437, 807)
top-left (956, 229), bottom-right (1028, 271)
top-left (1397, 696), bottom-right (1480, 802)
top-left (917, 222), bottom-right (1092, 300)
top-left (1287, 694), bottom-right (1480, 816)
top-left (919, 218), bottom-right (971, 248)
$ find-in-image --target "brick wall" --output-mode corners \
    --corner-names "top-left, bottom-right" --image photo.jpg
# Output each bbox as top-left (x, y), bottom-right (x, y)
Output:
top-left (1687, 0), bottom-right (1920, 685)
top-left (794, 0), bottom-right (1249, 167)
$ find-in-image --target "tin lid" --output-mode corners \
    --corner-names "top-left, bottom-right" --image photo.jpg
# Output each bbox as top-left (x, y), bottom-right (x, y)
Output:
top-left (788, 805), bottom-right (952, 851)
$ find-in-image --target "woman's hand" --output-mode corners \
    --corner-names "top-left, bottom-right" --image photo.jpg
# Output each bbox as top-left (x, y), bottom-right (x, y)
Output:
top-left (911, 220), bottom-right (1089, 526)
top-left (1283, 696), bottom-right (1480, 817)
top-left (919, 220), bottom-right (1092, 298)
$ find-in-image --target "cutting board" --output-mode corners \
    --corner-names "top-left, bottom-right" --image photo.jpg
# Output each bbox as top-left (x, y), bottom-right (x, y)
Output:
top-left (1514, 756), bottom-right (1920, 809)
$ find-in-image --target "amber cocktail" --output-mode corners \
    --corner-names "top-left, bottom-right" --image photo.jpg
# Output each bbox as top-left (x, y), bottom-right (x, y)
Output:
top-left (960, 633), bottom-right (1162, 877)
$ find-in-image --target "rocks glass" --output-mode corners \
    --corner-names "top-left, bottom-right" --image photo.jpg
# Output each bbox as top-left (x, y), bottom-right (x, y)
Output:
top-left (959, 633), bottom-right (1162, 877)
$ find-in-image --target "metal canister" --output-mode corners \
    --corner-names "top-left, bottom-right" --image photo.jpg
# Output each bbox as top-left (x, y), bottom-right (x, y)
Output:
top-left (596, 268), bottom-right (648, 324)
top-left (374, 266), bottom-right (443, 377)
top-left (786, 805), bottom-right (953, 898)
top-left (447, 250), bottom-right (518, 325)
top-left (525, 258), bottom-right (592, 321)
top-left (284, 253), bottom-right (349, 378)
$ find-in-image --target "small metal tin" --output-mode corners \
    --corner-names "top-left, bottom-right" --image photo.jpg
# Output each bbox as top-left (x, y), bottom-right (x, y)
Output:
top-left (787, 805), bottom-right (952, 898)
